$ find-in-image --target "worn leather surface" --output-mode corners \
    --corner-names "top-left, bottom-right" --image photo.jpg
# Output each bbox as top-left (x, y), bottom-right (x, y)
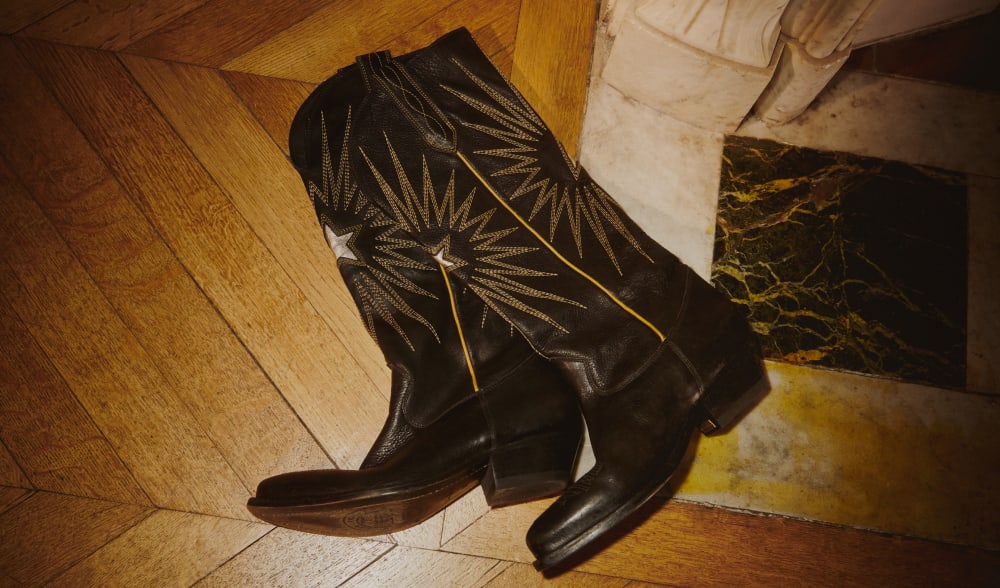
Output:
top-left (248, 46), bottom-right (587, 535)
top-left (288, 58), bottom-right (576, 469)
top-left (325, 27), bottom-right (764, 568)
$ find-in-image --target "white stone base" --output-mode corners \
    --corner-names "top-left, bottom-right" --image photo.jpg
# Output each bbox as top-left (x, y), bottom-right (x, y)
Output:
top-left (601, 11), bottom-right (780, 133)
top-left (579, 78), bottom-right (725, 278)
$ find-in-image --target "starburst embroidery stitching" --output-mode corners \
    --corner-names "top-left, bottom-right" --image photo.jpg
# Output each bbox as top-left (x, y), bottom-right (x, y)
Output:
top-left (359, 133), bottom-right (584, 333)
top-left (441, 59), bottom-right (653, 276)
top-left (309, 110), bottom-right (440, 349)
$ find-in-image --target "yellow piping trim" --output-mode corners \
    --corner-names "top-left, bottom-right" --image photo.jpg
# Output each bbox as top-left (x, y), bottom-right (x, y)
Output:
top-left (457, 150), bottom-right (665, 342)
top-left (438, 261), bottom-right (480, 391)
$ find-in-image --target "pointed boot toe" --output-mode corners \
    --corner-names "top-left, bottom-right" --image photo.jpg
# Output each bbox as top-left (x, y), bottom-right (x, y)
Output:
top-left (247, 354), bottom-right (583, 537)
top-left (525, 349), bottom-right (703, 569)
top-left (526, 336), bottom-right (768, 570)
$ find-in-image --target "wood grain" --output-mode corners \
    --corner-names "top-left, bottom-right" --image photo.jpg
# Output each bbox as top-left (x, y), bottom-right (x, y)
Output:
top-left (17, 38), bottom-right (387, 469)
top-left (119, 52), bottom-right (395, 467)
top-left (222, 0), bottom-right (520, 82)
top-left (197, 528), bottom-right (392, 587)
top-left (124, 0), bottom-right (332, 67)
top-left (374, 0), bottom-right (521, 75)
top-left (0, 289), bottom-right (147, 504)
top-left (1, 41), bottom-right (249, 519)
top-left (50, 509), bottom-right (268, 586)
top-left (0, 37), bottom-right (332, 496)
top-left (22, 0), bottom-right (210, 50)
top-left (221, 70), bottom-right (316, 155)
top-left (510, 0), bottom-right (600, 157)
top-left (441, 488), bottom-right (492, 547)
top-left (0, 0), bottom-right (72, 34)
top-left (482, 8), bottom-right (519, 77)
top-left (0, 486), bottom-right (32, 515)
top-left (0, 78), bottom-right (255, 515)
top-left (443, 499), bottom-right (548, 564)
top-left (340, 545), bottom-right (505, 587)
top-left (484, 563), bottom-right (631, 587)
top-left (389, 509), bottom-right (449, 550)
top-left (0, 445), bottom-right (30, 490)
top-left (445, 497), bottom-right (1000, 586)
top-left (0, 160), bottom-right (250, 519)
top-left (122, 53), bottom-right (390, 395)
top-left (0, 491), bottom-right (151, 586)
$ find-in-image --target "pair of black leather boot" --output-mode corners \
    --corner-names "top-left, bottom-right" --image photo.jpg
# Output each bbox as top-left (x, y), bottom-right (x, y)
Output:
top-left (247, 28), bottom-right (767, 571)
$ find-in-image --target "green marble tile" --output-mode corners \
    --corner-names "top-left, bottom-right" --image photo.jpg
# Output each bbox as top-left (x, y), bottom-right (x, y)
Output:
top-left (713, 136), bottom-right (967, 389)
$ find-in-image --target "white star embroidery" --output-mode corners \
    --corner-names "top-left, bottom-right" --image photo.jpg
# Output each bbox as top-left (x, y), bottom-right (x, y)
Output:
top-left (432, 248), bottom-right (454, 268)
top-left (324, 225), bottom-right (357, 261)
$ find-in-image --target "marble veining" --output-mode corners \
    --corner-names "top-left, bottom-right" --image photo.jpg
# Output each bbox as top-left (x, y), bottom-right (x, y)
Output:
top-left (713, 136), bottom-right (967, 389)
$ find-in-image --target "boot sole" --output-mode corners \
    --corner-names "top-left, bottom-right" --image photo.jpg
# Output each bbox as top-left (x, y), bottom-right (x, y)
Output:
top-left (248, 426), bottom-right (582, 537)
top-left (247, 468), bottom-right (484, 537)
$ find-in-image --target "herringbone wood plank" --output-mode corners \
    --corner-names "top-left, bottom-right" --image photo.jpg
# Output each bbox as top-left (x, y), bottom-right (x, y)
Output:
top-left (21, 0), bottom-right (211, 50)
top-left (123, 0), bottom-right (333, 67)
top-left (197, 529), bottom-right (392, 587)
top-left (49, 509), bottom-right (268, 586)
top-left (221, 0), bottom-right (518, 82)
top-left (338, 545), bottom-right (505, 587)
top-left (120, 53), bottom-right (392, 411)
top-left (0, 299), bottom-right (148, 503)
top-left (0, 487), bottom-right (32, 515)
top-left (220, 70), bottom-right (316, 155)
top-left (0, 39), bottom-right (333, 499)
top-left (3, 1), bottom-right (996, 586)
top-left (0, 492), bottom-right (151, 586)
top-left (0, 0), bottom-right (70, 34)
top-left (0, 119), bottom-right (250, 518)
top-left (0, 449), bottom-right (30, 491)
top-left (442, 496), bottom-right (1000, 586)
top-left (483, 563), bottom-right (633, 587)
top-left (17, 36), bottom-right (387, 470)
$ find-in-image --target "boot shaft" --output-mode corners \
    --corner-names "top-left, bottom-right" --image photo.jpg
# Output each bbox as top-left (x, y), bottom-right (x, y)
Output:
top-left (290, 57), bottom-right (549, 465)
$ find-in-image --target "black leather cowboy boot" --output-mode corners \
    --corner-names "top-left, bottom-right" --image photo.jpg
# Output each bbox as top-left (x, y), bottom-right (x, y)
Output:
top-left (245, 61), bottom-right (583, 536)
top-left (331, 28), bottom-right (768, 568)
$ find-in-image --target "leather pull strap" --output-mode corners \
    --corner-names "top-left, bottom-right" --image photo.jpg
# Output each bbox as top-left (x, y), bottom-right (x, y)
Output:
top-left (356, 51), bottom-right (457, 152)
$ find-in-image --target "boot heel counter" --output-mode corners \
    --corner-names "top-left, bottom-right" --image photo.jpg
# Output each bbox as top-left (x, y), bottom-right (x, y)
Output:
top-left (479, 355), bottom-right (583, 506)
top-left (698, 336), bottom-right (769, 435)
top-left (482, 428), bottom-right (582, 507)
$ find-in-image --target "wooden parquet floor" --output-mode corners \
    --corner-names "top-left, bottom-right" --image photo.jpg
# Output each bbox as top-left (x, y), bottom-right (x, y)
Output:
top-left (1, 1), bottom-right (997, 585)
